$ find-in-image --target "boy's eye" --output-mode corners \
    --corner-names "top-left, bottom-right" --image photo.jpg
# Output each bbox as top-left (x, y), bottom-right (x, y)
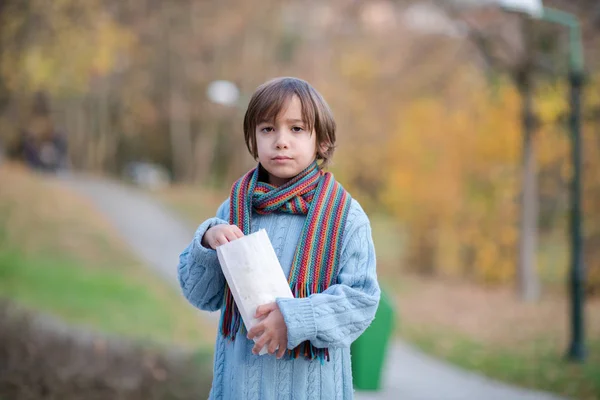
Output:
top-left (261, 127), bottom-right (273, 133)
top-left (291, 126), bottom-right (304, 132)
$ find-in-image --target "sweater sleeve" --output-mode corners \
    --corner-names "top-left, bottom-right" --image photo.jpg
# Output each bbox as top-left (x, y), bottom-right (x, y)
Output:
top-left (276, 202), bottom-right (381, 349)
top-left (177, 199), bottom-right (230, 312)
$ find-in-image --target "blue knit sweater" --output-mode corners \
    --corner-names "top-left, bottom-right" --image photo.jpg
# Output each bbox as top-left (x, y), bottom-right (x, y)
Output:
top-left (177, 198), bottom-right (380, 400)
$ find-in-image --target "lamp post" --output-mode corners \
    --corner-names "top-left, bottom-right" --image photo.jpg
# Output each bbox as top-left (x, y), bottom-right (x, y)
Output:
top-left (465, 0), bottom-right (587, 362)
top-left (538, 7), bottom-right (586, 363)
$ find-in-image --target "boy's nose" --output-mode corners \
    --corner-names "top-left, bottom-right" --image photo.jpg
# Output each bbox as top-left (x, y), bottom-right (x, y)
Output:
top-left (274, 133), bottom-right (289, 149)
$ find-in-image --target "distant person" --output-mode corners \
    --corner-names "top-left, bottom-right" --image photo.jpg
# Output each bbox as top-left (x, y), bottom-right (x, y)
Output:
top-left (177, 77), bottom-right (381, 399)
top-left (18, 92), bottom-right (69, 173)
top-left (19, 127), bottom-right (68, 172)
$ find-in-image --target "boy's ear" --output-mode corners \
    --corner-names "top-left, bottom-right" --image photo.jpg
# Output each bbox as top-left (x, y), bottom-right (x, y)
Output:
top-left (318, 143), bottom-right (329, 158)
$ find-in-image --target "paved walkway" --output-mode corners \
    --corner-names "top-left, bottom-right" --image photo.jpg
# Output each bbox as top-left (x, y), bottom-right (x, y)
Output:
top-left (356, 342), bottom-right (566, 400)
top-left (57, 172), bottom-right (193, 286)
top-left (57, 172), bottom-right (568, 400)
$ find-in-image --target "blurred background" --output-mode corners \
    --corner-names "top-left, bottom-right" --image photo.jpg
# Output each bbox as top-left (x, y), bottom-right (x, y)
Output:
top-left (0, 0), bottom-right (599, 399)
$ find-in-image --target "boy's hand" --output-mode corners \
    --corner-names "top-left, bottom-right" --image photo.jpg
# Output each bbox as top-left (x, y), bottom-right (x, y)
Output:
top-left (247, 302), bottom-right (288, 359)
top-left (201, 224), bottom-right (244, 249)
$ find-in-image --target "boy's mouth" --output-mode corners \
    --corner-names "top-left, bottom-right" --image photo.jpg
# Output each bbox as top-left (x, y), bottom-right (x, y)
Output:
top-left (272, 156), bottom-right (292, 161)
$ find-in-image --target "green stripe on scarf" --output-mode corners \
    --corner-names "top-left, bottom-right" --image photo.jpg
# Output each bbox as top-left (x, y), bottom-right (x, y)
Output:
top-left (220, 161), bottom-right (352, 362)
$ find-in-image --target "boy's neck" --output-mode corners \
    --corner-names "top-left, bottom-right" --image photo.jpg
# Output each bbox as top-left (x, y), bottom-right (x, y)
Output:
top-left (257, 164), bottom-right (270, 183)
top-left (257, 164), bottom-right (289, 187)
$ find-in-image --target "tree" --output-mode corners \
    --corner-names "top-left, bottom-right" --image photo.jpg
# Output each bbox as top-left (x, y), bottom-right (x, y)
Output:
top-left (458, 8), bottom-right (543, 301)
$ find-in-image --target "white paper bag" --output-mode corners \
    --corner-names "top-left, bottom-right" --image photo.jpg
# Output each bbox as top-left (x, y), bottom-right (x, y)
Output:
top-left (216, 229), bottom-right (294, 355)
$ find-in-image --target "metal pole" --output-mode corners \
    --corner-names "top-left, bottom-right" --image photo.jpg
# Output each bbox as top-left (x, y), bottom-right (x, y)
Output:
top-left (541, 7), bottom-right (587, 362)
top-left (567, 68), bottom-right (586, 362)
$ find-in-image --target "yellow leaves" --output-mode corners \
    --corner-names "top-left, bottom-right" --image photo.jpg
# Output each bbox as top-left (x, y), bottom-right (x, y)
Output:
top-left (586, 73), bottom-right (600, 110)
top-left (373, 80), bottom-right (525, 283)
top-left (370, 74), bottom-right (600, 286)
top-left (338, 51), bottom-right (377, 82)
top-left (0, 6), bottom-right (27, 41)
top-left (536, 82), bottom-right (568, 125)
top-left (0, 1), bottom-right (134, 95)
top-left (92, 16), bottom-right (136, 76)
top-left (22, 48), bottom-right (51, 90)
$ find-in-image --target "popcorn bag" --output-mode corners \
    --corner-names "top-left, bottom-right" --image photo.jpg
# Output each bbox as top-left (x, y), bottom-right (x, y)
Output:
top-left (216, 229), bottom-right (294, 355)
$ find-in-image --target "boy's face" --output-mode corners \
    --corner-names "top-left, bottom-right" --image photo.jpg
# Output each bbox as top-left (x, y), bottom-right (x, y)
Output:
top-left (255, 95), bottom-right (318, 187)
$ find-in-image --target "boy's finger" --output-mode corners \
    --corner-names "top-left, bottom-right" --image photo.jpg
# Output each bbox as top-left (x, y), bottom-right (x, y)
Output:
top-left (276, 344), bottom-right (286, 359)
top-left (247, 325), bottom-right (264, 340)
top-left (223, 231), bottom-right (239, 242)
top-left (214, 234), bottom-right (227, 247)
top-left (252, 343), bottom-right (264, 355)
top-left (255, 303), bottom-right (276, 318)
top-left (267, 341), bottom-right (278, 355)
top-left (252, 335), bottom-right (269, 355)
top-left (233, 227), bottom-right (245, 238)
top-left (230, 225), bottom-right (244, 238)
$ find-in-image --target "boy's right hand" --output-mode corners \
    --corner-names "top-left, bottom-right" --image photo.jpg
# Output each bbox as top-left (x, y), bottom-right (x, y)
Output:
top-left (201, 224), bottom-right (244, 249)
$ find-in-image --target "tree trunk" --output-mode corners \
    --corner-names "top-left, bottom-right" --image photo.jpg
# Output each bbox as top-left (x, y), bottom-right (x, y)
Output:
top-left (169, 86), bottom-right (193, 182)
top-left (97, 77), bottom-right (115, 173)
top-left (517, 74), bottom-right (541, 302)
top-left (164, 2), bottom-right (193, 182)
top-left (193, 124), bottom-right (217, 185)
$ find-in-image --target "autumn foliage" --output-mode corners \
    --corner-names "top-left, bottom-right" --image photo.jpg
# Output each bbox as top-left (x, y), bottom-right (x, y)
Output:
top-left (0, 0), bottom-right (598, 293)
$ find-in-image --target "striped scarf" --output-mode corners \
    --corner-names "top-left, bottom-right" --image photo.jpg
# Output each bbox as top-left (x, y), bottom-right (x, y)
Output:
top-left (220, 161), bottom-right (352, 362)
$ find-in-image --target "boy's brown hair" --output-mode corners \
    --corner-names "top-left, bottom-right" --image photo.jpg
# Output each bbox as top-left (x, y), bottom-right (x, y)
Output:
top-left (243, 77), bottom-right (336, 167)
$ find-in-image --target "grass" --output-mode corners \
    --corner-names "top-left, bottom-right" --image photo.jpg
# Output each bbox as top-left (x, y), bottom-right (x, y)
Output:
top-left (395, 274), bottom-right (600, 399)
top-left (154, 182), bottom-right (600, 399)
top-left (403, 324), bottom-right (600, 399)
top-left (0, 163), bottom-right (215, 348)
top-left (0, 248), bottom-right (214, 346)
top-left (153, 184), bottom-right (228, 226)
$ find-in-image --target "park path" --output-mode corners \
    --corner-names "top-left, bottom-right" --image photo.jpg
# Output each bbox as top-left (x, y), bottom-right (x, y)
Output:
top-left (56, 172), bottom-right (569, 400)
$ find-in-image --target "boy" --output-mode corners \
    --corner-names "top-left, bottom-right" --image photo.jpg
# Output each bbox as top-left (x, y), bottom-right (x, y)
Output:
top-left (178, 77), bottom-right (380, 399)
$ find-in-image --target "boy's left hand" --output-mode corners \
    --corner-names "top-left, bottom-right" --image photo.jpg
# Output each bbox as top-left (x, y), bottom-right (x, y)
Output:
top-left (247, 302), bottom-right (288, 359)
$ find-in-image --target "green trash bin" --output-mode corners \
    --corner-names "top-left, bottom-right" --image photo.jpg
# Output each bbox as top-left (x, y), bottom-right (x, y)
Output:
top-left (351, 288), bottom-right (395, 391)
